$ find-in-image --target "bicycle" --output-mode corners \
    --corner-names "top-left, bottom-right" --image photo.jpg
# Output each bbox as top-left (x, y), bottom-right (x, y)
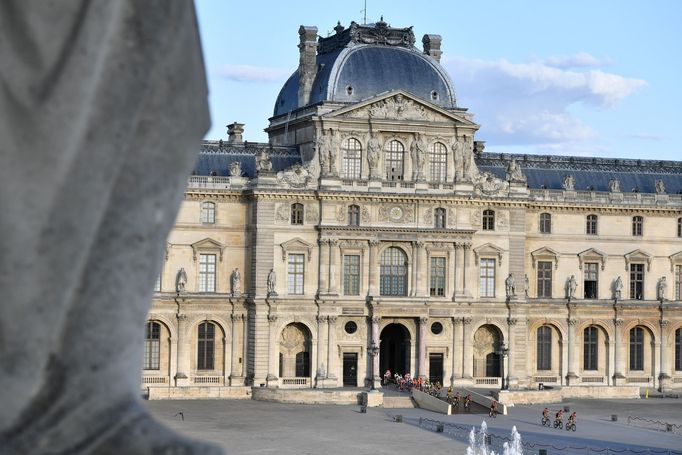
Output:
top-left (565, 420), bottom-right (576, 432)
top-left (541, 416), bottom-right (550, 427)
top-left (464, 399), bottom-right (471, 412)
top-left (553, 418), bottom-right (563, 429)
top-left (488, 408), bottom-right (497, 418)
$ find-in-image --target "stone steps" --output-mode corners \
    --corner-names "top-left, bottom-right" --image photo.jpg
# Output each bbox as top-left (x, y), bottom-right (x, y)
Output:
top-left (382, 395), bottom-right (417, 408)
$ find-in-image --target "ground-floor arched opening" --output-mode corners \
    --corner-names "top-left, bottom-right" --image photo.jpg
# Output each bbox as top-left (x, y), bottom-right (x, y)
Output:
top-left (279, 322), bottom-right (312, 378)
top-left (380, 323), bottom-right (411, 376)
top-left (473, 324), bottom-right (503, 378)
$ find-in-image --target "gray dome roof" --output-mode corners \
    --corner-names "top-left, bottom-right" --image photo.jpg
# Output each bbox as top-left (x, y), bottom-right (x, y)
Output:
top-left (274, 43), bottom-right (457, 117)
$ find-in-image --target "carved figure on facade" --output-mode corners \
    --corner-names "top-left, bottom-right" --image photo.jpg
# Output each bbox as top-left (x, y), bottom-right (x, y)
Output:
top-left (328, 129), bottom-right (339, 177)
top-left (231, 268), bottom-right (241, 296)
top-left (305, 206), bottom-right (319, 223)
top-left (505, 158), bottom-right (526, 183)
top-left (505, 273), bottom-right (515, 298)
top-left (229, 161), bottom-right (242, 177)
top-left (524, 274), bottom-right (529, 298)
top-left (256, 148), bottom-right (273, 172)
top-left (655, 179), bottom-right (666, 194)
top-left (276, 162), bottom-right (313, 188)
top-left (364, 93), bottom-right (432, 121)
top-left (346, 18), bottom-right (416, 47)
top-left (410, 132), bottom-right (427, 181)
top-left (613, 276), bottom-right (623, 300)
top-left (175, 267), bottom-right (188, 294)
top-left (315, 129), bottom-right (330, 175)
top-left (462, 135), bottom-right (479, 181)
top-left (361, 206), bottom-right (371, 223)
top-left (608, 178), bottom-right (621, 192)
top-left (470, 209), bottom-right (481, 227)
top-left (452, 138), bottom-right (465, 181)
top-left (473, 171), bottom-right (509, 196)
top-left (275, 204), bottom-right (289, 223)
top-left (563, 174), bottom-right (576, 191)
top-left (566, 275), bottom-right (578, 300)
top-left (267, 269), bottom-right (277, 296)
top-left (658, 276), bottom-right (667, 301)
top-left (367, 133), bottom-right (382, 178)
top-left (423, 207), bottom-right (433, 225)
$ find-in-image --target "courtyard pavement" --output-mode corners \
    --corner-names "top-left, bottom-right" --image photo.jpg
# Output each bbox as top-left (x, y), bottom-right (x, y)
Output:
top-left (145, 396), bottom-right (682, 454)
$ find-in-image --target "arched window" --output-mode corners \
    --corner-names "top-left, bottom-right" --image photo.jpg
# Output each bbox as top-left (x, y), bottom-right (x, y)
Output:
top-left (385, 140), bottom-right (404, 181)
top-left (198, 321), bottom-right (215, 370)
top-left (586, 214), bottom-right (598, 235)
top-left (144, 322), bottom-right (160, 370)
top-left (675, 329), bottom-right (682, 371)
top-left (380, 247), bottom-right (408, 296)
top-left (583, 326), bottom-right (598, 371)
top-left (348, 204), bottom-right (360, 226)
top-left (291, 203), bottom-right (304, 225)
top-left (201, 201), bottom-right (216, 224)
top-left (632, 216), bottom-right (643, 236)
top-left (629, 327), bottom-right (644, 370)
top-left (482, 209), bottom-right (495, 231)
top-left (342, 138), bottom-right (362, 179)
top-left (537, 326), bottom-right (552, 370)
top-left (434, 207), bottom-right (446, 229)
top-left (429, 142), bottom-right (447, 182)
top-left (678, 217), bottom-right (682, 238)
top-left (539, 213), bottom-right (552, 234)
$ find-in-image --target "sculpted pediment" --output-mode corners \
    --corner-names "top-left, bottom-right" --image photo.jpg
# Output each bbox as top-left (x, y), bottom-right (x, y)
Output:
top-left (624, 249), bottom-right (652, 271)
top-left (530, 247), bottom-right (559, 269)
top-left (577, 248), bottom-right (607, 270)
top-left (325, 90), bottom-right (477, 126)
top-left (191, 238), bottom-right (225, 261)
top-left (473, 243), bottom-right (504, 265)
top-left (280, 237), bottom-right (314, 261)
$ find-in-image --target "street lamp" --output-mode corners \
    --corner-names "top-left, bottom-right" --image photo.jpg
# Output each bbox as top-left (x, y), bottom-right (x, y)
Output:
top-left (499, 344), bottom-right (510, 390)
top-left (367, 341), bottom-right (379, 391)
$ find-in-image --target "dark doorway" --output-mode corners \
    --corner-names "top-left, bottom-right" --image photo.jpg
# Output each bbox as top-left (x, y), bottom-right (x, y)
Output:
top-left (486, 352), bottom-right (501, 377)
top-left (343, 352), bottom-right (358, 386)
top-left (295, 351), bottom-right (310, 377)
top-left (429, 353), bottom-right (444, 384)
top-left (379, 323), bottom-right (411, 376)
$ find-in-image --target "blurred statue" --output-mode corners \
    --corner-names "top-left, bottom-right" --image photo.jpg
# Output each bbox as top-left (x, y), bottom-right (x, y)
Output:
top-left (176, 267), bottom-right (188, 294)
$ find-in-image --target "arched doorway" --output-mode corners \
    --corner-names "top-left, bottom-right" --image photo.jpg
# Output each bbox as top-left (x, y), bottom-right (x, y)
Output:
top-left (473, 324), bottom-right (503, 378)
top-left (279, 323), bottom-right (312, 378)
top-left (380, 323), bottom-right (411, 376)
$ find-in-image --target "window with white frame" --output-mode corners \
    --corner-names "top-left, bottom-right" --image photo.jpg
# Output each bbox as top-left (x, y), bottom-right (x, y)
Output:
top-left (198, 254), bottom-right (216, 292)
top-left (342, 138), bottom-right (362, 179)
top-left (586, 214), bottom-right (598, 235)
top-left (434, 207), bottom-right (446, 229)
top-left (429, 142), bottom-right (447, 182)
top-left (197, 321), bottom-right (215, 370)
top-left (201, 201), bottom-right (216, 224)
top-left (584, 263), bottom-right (598, 299)
top-left (343, 255), bottom-right (360, 295)
top-left (479, 258), bottom-right (495, 297)
top-left (536, 261), bottom-right (552, 298)
top-left (154, 273), bottom-right (161, 292)
top-left (539, 213), bottom-right (551, 234)
top-left (384, 140), bottom-right (404, 181)
top-left (632, 216), bottom-right (643, 236)
top-left (629, 263), bottom-right (644, 300)
top-left (380, 247), bottom-right (408, 296)
top-left (430, 256), bottom-right (446, 296)
top-left (144, 321), bottom-right (160, 370)
top-left (676, 265), bottom-right (682, 300)
top-left (287, 254), bottom-right (305, 294)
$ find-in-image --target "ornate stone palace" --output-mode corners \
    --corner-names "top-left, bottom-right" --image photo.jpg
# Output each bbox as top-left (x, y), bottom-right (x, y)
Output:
top-left (143, 19), bottom-right (682, 397)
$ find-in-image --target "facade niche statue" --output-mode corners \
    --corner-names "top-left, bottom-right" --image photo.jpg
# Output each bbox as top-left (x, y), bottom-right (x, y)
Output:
top-left (563, 174), bottom-right (576, 191)
top-left (655, 179), bottom-right (666, 194)
top-left (658, 276), bottom-right (667, 301)
top-left (566, 275), bottom-right (578, 300)
top-left (410, 132), bottom-right (427, 181)
top-left (176, 267), bottom-right (188, 294)
top-left (367, 133), bottom-right (382, 179)
top-left (505, 273), bottom-right (515, 298)
top-left (231, 268), bottom-right (241, 296)
top-left (506, 158), bottom-right (526, 183)
top-left (229, 161), bottom-right (242, 177)
top-left (267, 268), bottom-right (277, 296)
top-left (608, 178), bottom-right (621, 192)
top-left (613, 276), bottom-right (623, 300)
top-left (463, 135), bottom-right (479, 181)
top-left (256, 149), bottom-right (273, 172)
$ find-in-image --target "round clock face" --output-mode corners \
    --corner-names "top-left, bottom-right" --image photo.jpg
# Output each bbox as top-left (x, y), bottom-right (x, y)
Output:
top-left (389, 206), bottom-right (403, 221)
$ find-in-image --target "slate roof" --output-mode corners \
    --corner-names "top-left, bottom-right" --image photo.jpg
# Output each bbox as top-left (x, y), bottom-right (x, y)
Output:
top-left (477, 153), bottom-right (682, 194)
top-left (193, 141), bottom-right (300, 178)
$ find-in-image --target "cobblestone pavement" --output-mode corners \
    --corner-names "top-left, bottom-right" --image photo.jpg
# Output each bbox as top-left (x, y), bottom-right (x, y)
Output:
top-left (145, 397), bottom-right (682, 455)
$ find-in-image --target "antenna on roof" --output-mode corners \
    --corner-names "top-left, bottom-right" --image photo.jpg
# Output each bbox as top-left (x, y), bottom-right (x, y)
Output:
top-left (361, 0), bottom-right (367, 24)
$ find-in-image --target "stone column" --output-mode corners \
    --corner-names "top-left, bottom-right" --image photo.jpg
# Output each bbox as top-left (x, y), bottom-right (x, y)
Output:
top-left (371, 316), bottom-right (381, 388)
top-left (452, 318), bottom-right (463, 384)
top-left (327, 316), bottom-right (338, 382)
top-left (328, 239), bottom-right (339, 295)
top-left (462, 317), bottom-right (473, 379)
top-left (318, 239), bottom-right (329, 296)
top-left (266, 314), bottom-right (278, 386)
top-left (507, 318), bottom-right (518, 388)
top-left (411, 242), bottom-right (418, 296)
top-left (418, 317), bottom-right (428, 379)
top-left (416, 242), bottom-right (426, 297)
top-left (368, 240), bottom-right (380, 296)
top-left (453, 244), bottom-right (464, 300)
top-left (462, 244), bottom-right (471, 296)
top-left (447, 246), bottom-right (455, 298)
top-left (613, 319), bottom-right (626, 385)
top-left (230, 314), bottom-right (245, 385)
top-left (175, 313), bottom-right (190, 386)
top-left (242, 313), bottom-right (248, 380)
top-left (316, 315), bottom-right (328, 385)
top-left (566, 318), bottom-right (579, 385)
top-left (660, 320), bottom-right (671, 392)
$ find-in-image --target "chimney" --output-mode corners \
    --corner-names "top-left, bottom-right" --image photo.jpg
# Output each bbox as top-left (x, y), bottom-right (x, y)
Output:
top-left (422, 34), bottom-right (442, 63)
top-left (227, 122), bottom-right (244, 143)
top-left (298, 25), bottom-right (318, 107)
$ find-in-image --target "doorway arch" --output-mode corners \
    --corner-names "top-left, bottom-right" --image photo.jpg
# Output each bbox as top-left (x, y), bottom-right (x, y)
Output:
top-left (380, 323), bottom-right (411, 376)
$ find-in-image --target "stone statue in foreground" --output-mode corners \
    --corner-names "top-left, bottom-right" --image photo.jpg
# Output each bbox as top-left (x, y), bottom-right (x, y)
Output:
top-left (0, 1), bottom-right (220, 453)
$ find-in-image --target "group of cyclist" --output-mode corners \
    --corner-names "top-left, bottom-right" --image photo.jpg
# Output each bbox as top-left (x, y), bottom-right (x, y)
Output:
top-left (445, 387), bottom-right (473, 411)
top-left (542, 407), bottom-right (577, 431)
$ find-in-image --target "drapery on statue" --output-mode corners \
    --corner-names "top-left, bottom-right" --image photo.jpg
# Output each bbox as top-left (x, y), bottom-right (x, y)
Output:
top-left (367, 133), bottom-right (382, 177)
top-left (267, 268), bottom-right (277, 296)
top-left (0, 1), bottom-right (220, 453)
top-left (566, 275), bottom-right (578, 299)
top-left (505, 273), bottom-right (515, 298)
top-left (176, 268), bottom-right (188, 294)
top-left (231, 268), bottom-right (241, 296)
top-left (658, 276), bottom-right (667, 301)
top-left (614, 276), bottom-right (623, 300)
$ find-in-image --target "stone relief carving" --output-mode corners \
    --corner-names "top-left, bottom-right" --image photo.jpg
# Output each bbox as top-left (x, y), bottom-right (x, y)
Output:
top-left (367, 133), bottom-right (382, 178)
top-left (505, 158), bottom-right (526, 183)
top-left (336, 205), bottom-right (347, 222)
top-left (448, 208), bottom-right (456, 228)
top-left (228, 161), bottom-right (242, 177)
top-left (255, 148), bottom-right (272, 172)
top-left (347, 18), bottom-right (416, 47)
top-left (470, 209), bottom-right (481, 226)
top-left (276, 162), bottom-right (314, 188)
top-left (473, 171), bottom-right (509, 196)
top-left (346, 93), bottom-right (437, 122)
top-left (305, 206), bottom-right (319, 223)
top-left (361, 206), bottom-right (371, 223)
top-left (563, 174), bottom-right (576, 190)
top-left (410, 132), bottom-right (427, 181)
top-left (275, 204), bottom-right (289, 223)
top-left (423, 207), bottom-right (433, 225)
top-left (496, 211), bottom-right (509, 230)
top-left (378, 204), bottom-right (414, 223)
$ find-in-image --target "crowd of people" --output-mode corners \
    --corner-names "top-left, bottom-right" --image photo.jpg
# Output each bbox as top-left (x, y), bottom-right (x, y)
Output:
top-left (382, 369), bottom-right (443, 395)
top-left (542, 407), bottom-right (577, 430)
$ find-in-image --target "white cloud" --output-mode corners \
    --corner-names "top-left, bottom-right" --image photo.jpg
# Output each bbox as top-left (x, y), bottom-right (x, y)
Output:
top-left (540, 52), bottom-right (605, 68)
top-left (217, 64), bottom-right (290, 83)
top-left (442, 56), bottom-right (646, 148)
top-left (626, 133), bottom-right (663, 141)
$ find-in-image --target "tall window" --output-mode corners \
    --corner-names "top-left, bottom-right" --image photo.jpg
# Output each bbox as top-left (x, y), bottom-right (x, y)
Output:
top-left (537, 261), bottom-right (552, 298)
top-left (201, 201), bottom-right (216, 224)
top-left (537, 326), bottom-right (552, 370)
top-left (342, 138), bottom-right (362, 179)
top-left (629, 327), bottom-right (644, 370)
top-left (482, 209), bottom-right (495, 231)
top-left (287, 254), bottom-right (305, 294)
top-left (584, 263), bottom-right (598, 299)
top-left (291, 203), bottom-right (304, 225)
top-left (632, 216), bottom-right (643, 236)
top-left (675, 329), bottom-right (682, 371)
top-left (380, 247), bottom-right (407, 296)
top-left (479, 258), bottom-right (496, 297)
top-left (678, 218), bottom-right (682, 238)
top-left (583, 326), bottom-right (598, 371)
top-left (434, 208), bottom-right (446, 229)
top-left (676, 265), bottom-right (682, 300)
top-left (429, 142), bottom-right (447, 182)
top-left (198, 254), bottom-right (216, 293)
top-left (144, 322), bottom-right (160, 370)
top-left (385, 140), bottom-right (404, 181)
top-left (348, 205), bottom-right (360, 226)
top-left (197, 321), bottom-right (215, 370)
top-left (295, 352), bottom-right (310, 377)
top-left (430, 257), bottom-right (446, 296)
top-left (154, 273), bottom-right (161, 292)
top-left (586, 214), bottom-right (598, 235)
top-left (539, 213), bottom-right (552, 234)
top-left (343, 255), bottom-right (360, 295)
top-left (630, 263), bottom-right (644, 300)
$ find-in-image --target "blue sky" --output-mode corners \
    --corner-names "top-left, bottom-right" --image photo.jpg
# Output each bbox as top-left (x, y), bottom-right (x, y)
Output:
top-left (196, 0), bottom-right (682, 160)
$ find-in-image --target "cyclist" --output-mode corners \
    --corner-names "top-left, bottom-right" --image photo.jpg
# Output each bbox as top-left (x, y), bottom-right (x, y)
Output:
top-left (567, 411), bottom-right (577, 429)
top-left (453, 391), bottom-right (461, 408)
top-left (464, 393), bottom-right (472, 411)
top-left (542, 407), bottom-right (550, 426)
top-left (447, 386), bottom-right (453, 402)
top-left (489, 399), bottom-right (498, 418)
top-left (554, 409), bottom-right (564, 428)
